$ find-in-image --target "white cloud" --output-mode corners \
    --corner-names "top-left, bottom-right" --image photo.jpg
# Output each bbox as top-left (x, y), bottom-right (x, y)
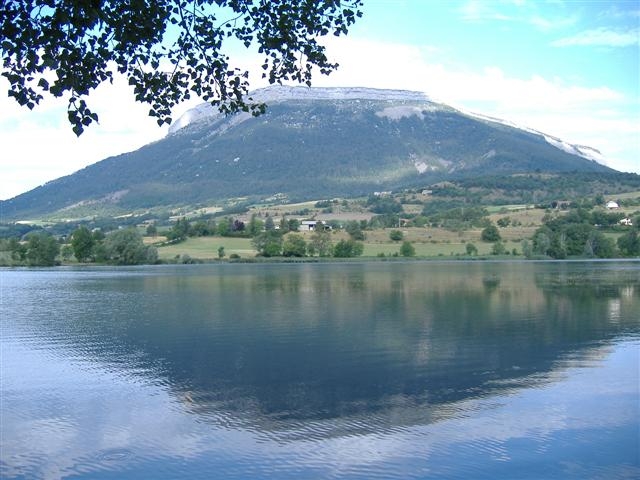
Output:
top-left (457, 0), bottom-right (577, 31)
top-left (552, 27), bottom-right (640, 47)
top-left (529, 14), bottom-right (577, 31)
top-left (458, 0), bottom-right (513, 22)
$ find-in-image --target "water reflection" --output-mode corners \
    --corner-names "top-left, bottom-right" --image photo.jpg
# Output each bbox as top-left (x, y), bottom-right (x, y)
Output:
top-left (2, 262), bottom-right (639, 479)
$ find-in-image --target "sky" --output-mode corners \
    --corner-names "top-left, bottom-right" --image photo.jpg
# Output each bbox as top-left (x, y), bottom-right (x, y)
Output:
top-left (0, 0), bottom-right (638, 201)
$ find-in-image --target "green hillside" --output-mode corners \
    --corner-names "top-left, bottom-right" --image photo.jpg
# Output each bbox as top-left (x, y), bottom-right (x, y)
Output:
top-left (1, 87), bottom-right (614, 221)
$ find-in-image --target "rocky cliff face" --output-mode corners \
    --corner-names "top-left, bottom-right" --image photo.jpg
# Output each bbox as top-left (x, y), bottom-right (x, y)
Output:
top-left (169, 86), bottom-right (435, 134)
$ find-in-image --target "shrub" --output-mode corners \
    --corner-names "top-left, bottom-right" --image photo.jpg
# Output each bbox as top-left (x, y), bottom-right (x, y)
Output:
top-left (400, 241), bottom-right (415, 257)
top-left (282, 234), bottom-right (307, 257)
top-left (465, 243), bottom-right (478, 256)
top-left (389, 230), bottom-right (403, 241)
top-left (333, 239), bottom-right (364, 258)
top-left (481, 225), bottom-right (501, 242)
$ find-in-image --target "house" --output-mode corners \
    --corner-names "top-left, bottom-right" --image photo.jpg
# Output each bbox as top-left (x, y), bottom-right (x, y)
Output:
top-left (299, 220), bottom-right (329, 232)
top-left (298, 220), bottom-right (324, 232)
top-left (620, 218), bottom-right (633, 226)
top-left (606, 201), bottom-right (620, 209)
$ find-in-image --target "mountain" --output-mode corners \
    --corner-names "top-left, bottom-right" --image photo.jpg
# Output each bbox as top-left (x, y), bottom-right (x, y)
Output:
top-left (1, 86), bottom-right (614, 220)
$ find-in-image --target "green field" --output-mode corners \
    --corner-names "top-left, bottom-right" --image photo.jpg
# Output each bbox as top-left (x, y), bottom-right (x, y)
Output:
top-left (155, 234), bottom-right (523, 261)
top-left (606, 190), bottom-right (640, 201)
top-left (363, 240), bottom-right (521, 257)
top-left (157, 237), bottom-right (255, 260)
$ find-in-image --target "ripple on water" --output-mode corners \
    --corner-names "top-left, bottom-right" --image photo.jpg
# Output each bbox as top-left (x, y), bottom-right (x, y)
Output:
top-left (97, 447), bottom-right (133, 462)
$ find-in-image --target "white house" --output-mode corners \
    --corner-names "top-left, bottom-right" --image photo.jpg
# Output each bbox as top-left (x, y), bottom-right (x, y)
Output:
top-left (606, 201), bottom-right (620, 209)
top-left (299, 220), bottom-right (329, 232)
top-left (620, 218), bottom-right (633, 226)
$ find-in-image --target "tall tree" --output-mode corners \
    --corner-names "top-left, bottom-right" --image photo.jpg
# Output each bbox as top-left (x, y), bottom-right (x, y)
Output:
top-left (71, 226), bottom-right (95, 262)
top-left (103, 228), bottom-right (157, 265)
top-left (25, 232), bottom-right (60, 266)
top-left (309, 229), bottom-right (332, 257)
top-left (252, 230), bottom-right (282, 257)
top-left (1, 0), bottom-right (362, 135)
top-left (282, 233), bottom-right (306, 257)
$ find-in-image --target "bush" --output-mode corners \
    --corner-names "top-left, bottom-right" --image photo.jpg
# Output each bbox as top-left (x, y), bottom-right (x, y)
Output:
top-left (252, 230), bottom-right (282, 257)
top-left (617, 230), bottom-right (639, 257)
top-left (282, 234), bottom-right (307, 257)
top-left (481, 225), bottom-right (501, 242)
top-left (400, 241), bottom-right (415, 257)
top-left (345, 221), bottom-right (365, 240)
top-left (491, 242), bottom-right (506, 255)
top-left (333, 239), bottom-right (364, 258)
top-left (389, 230), bottom-right (403, 241)
top-left (465, 243), bottom-right (478, 256)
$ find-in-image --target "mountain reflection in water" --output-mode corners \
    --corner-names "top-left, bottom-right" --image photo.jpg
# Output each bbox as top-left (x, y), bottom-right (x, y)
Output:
top-left (2, 261), bottom-right (638, 479)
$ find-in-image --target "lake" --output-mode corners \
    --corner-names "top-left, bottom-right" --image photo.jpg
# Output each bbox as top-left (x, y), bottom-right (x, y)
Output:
top-left (1, 261), bottom-right (639, 479)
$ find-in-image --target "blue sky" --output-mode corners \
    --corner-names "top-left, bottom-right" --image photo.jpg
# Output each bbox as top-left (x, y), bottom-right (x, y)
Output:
top-left (0, 0), bottom-right (638, 200)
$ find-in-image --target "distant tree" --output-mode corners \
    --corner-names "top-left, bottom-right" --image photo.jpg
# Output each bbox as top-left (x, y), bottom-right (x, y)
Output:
top-left (92, 229), bottom-right (106, 242)
top-left (481, 225), bottom-right (501, 242)
top-left (333, 239), bottom-right (363, 258)
top-left (591, 210), bottom-right (625, 226)
top-left (217, 246), bottom-right (225, 259)
top-left (252, 230), bottom-right (282, 257)
top-left (533, 231), bottom-right (551, 256)
top-left (25, 232), bottom-right (60, 266)
top-left (367, 196), bottom-right (402, 214)
top-left (491, 241), bottom-right (506, 255)
top-left (247, 214), bottom-right (263, 237)
top-left (60, 245), bottom-right (74, 262)
top-left (217, 218), bottom-right (231, 236)
top-left (282, 234), bottom-right (307, 257)
top-left (345, 220), bottom-right (365, 240)
top-left (547, 232), bottom-right (567, 259)
top-left (232, 219), bottom-right (245, 233)
top-left (8, 237), bottom-right (26, 262)
top-left (617, 230), bottom-right (640, 257)
top-left (71, 226), bottom-right (95, 262)
top-left (563, 223), bottom-right (592, 256)
top-left (465, 242), bottom-right (478, 256)
top-left (103, 229), bottom-right (157, 265)
top-left (584, 231), bottom-right (616, 258)
top-left (288, 218), bottom-right (300, 232)
top-left (279, 216), bottom-right (289, 232)
top-left (399, 241), bottom-right (415, 257)
top-left (167, 217), bottom-right (191, 241)
top-left (264, 216), bottom-right (275, 231)
top-left (496, 217), bottom-right (511, 228)
top-left (146, 223), bottom-right (158, 237)
top-left (191, 221), bottom-right (210, 237)
top-left (370, 214), bottom-right (401, 229)
top-left (1, 1), bottom-right (363, 135)
top-left (389, 230), bottom-right (403, 242)
top-left (309, 229), bottom-right (333, 257)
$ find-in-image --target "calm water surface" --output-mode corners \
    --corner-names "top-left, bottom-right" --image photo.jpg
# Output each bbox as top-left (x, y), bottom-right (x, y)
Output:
top-left (1, 261), bottom-right (639, 479)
